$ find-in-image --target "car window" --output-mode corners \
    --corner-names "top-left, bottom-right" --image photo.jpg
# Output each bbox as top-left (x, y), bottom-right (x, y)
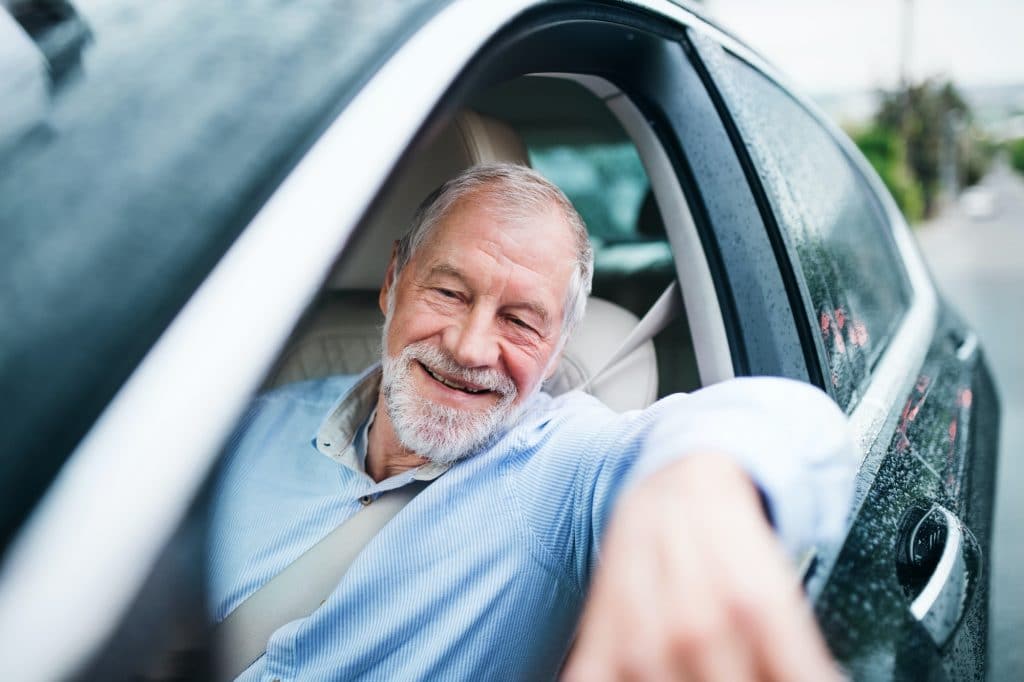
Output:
top-left (699, 46), bottom-right (912, 410)
top-left (527, 140), bottom-right (675, 303)
top-left (529, 142), bottom-right (651, 244)
top-left (527, 137), bottom-right (699, 395)
top-left (0, 0), bottom-right (451, 552)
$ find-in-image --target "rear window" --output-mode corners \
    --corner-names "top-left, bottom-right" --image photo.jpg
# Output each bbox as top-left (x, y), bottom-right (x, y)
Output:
top-left (699, 45), bottom-right (912, 410)
top-left (529, 142), bottom-right (651, 244)
top-left (0, 0), bottom-right (450, 552)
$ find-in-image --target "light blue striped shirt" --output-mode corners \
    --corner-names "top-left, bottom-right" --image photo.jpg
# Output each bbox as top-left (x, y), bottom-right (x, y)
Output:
top-left (208, 366), bottom-right (856, 680)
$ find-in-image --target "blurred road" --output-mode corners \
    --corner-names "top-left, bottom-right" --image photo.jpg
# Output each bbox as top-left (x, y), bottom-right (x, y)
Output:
top-left (915, 160), bottom-right (1023, 681)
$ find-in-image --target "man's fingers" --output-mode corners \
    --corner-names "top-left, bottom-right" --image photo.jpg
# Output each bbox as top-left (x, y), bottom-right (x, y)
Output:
top-left (665, 453), bottom-right (841, 681)
top-left (653, 508), bottom-right (754, 681)
top-left (699, 491), bottom-right (842, 682)
top-left (567, 455), bottom-right (846, 681)
top-left (741, 555), bottom-right (842, 682)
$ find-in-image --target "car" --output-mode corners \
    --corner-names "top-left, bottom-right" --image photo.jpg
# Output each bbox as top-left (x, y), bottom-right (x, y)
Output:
top-left (0, 0), bottom-right (999, 679)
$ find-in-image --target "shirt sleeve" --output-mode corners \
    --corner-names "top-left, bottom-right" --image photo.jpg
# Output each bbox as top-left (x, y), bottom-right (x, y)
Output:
top-left (628, 376), bottom-right (860, 560)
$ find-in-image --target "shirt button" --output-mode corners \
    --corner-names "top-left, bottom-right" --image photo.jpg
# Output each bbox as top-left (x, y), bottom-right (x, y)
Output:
top-left (359, 495), bottom-right (373, 506)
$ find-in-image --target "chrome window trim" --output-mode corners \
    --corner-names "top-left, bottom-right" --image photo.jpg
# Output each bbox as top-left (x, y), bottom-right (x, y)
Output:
top-left (539, 72), bottom-right (735, 385)
top-left (0, 1), bottom-right (541, 678)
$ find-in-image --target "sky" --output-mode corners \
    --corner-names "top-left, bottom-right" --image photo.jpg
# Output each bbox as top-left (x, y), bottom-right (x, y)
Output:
top-left (705, 0), bottom-right (1024, 94)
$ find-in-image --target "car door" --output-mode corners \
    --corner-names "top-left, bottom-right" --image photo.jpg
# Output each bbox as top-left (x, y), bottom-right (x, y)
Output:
top-left (684, 30), bottom-right (999, 680)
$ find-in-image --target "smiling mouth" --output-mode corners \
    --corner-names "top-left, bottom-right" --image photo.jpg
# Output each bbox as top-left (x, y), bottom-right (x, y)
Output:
top-left (418, 361), bottom-right (491, 395)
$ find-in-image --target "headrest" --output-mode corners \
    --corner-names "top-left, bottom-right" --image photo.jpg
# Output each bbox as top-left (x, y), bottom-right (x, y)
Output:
top-left (544, 298), bottom-right (658, 411)
top-left (333, 110), bottom-right (531, 290)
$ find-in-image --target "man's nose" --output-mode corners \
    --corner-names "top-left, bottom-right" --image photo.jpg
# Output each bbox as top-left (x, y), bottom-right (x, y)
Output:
top-left (444, 310), bottom-right (499, 369)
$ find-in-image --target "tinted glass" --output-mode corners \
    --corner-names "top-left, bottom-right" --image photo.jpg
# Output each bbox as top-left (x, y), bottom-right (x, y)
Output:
top-left (529, 140), bottom-right (700, 394)
top-left (529, 143), bottom-right (650, 242)
top-left (528, 142), bottom-right (672, 290)
top-left (702, 46), bottom-right (911, 410)
top-left (0, 0), bottom-right (449, 551)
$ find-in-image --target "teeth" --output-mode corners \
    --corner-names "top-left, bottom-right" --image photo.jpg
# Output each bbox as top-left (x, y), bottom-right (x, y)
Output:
top-left (424, 365), bottom-right (486, 394)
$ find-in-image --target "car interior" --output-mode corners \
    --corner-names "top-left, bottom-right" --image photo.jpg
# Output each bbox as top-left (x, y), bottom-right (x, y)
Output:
top-left (263, 73), bottom-right (732, 410)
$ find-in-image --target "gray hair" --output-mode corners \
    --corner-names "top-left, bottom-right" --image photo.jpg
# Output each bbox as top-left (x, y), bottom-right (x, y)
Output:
top-left (394, 163), bottom-right (593, 341)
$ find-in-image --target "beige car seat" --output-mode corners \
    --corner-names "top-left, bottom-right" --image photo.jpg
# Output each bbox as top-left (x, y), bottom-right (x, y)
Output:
top-left (266, 111), bottom-right (658, 411)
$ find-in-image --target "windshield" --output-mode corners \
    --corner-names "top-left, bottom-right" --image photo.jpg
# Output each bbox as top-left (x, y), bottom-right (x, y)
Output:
top-left (0, 0), bottom-right (450, 553)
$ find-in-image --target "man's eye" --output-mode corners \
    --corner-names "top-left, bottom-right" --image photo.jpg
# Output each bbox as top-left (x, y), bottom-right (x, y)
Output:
top-left (435, 288), bottom-right (459, 299)
top-left (507, 316), bottom-right (533, 331)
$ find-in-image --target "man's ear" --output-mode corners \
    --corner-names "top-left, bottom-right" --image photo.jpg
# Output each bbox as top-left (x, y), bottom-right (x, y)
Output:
top-left (379, 241), bottom-right (400, 315)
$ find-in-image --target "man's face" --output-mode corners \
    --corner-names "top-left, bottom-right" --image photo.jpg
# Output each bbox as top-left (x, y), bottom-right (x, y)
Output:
top-left (378, 192), bottom-right (577, 463)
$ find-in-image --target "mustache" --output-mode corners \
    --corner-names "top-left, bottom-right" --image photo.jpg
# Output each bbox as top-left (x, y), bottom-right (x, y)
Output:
top-left (402, 342), bottom-right (516, 398)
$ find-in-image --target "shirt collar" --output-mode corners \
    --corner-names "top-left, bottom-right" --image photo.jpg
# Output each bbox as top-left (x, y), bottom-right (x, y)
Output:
top-left (312, 365), bottom-right (450, 482)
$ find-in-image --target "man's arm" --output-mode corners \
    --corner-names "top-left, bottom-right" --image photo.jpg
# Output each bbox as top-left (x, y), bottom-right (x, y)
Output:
top-left (566, 377), bottom-right (857, 680)
top-left (565, 454), bottom-right (843, 681)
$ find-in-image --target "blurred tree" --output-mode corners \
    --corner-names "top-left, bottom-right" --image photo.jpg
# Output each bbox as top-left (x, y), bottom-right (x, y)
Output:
top-left (962, 132), bottom-right (997, 187)
top-left (874, 79), bottom-right (971, 216)
top-left (1009, 137), bottom-right (1024, 176)
top-left (851, 125), bottom-right (924, 223)
top-left (862, 79), bottom-right (995, 219)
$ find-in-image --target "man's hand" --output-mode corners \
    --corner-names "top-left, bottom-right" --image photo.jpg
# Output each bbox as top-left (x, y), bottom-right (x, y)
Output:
top-left (563, 454), bottom-right (844, 681)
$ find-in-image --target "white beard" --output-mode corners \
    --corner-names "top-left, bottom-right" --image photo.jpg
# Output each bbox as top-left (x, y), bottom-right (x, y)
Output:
top-left (380, 339), bottom-right (528, 465)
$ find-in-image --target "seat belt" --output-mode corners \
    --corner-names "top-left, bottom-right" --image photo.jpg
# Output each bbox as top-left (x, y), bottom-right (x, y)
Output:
top-left (213, 481), bottom-right (427, 681)
top-left (578, 280), bottom-right (682, 392)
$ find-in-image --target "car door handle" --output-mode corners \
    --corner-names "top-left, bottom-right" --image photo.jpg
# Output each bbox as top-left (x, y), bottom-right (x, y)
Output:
top-left (895, 503), bottom-right (980, 647)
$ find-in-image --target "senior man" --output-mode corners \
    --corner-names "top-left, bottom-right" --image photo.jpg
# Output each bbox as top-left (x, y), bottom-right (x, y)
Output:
top-left (209, 163), bottom-right (857, 680)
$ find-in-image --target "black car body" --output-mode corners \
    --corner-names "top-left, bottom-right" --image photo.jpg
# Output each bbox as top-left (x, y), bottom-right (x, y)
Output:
top-left (0, 1), bottom-right (999, 679)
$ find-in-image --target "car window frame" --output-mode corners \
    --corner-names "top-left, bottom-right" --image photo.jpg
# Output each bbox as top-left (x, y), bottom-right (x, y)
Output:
top-left (678, 22), bottom-right (941, 597)
top-left (689, 36), bottom-right (916, 410)
top-left (0, 0), bottom-right (458, 552)
top-left (527, 71), bottom-right (735, 388)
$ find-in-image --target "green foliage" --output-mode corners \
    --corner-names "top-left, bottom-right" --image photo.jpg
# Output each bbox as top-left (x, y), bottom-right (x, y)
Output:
top-left (1010, 138), bottom-right (1024, 176)
top-left (870, 79), bottom-right (990, 217)
top-left (963, 135), bottom-right (996, 188)
top-left (851, 125), bottom-right (924, 223)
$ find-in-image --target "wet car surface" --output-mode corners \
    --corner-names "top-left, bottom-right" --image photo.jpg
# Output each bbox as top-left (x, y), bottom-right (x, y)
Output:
top-left (816, 307), bottom-right (998, 679)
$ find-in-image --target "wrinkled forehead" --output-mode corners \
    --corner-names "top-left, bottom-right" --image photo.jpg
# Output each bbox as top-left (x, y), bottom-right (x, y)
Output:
top-left (437, 186), bottom-right (557, 233)
top-left (425, 195), bottom-right (575, 268)
top-left (435, 187), bottom-right (574, 246)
